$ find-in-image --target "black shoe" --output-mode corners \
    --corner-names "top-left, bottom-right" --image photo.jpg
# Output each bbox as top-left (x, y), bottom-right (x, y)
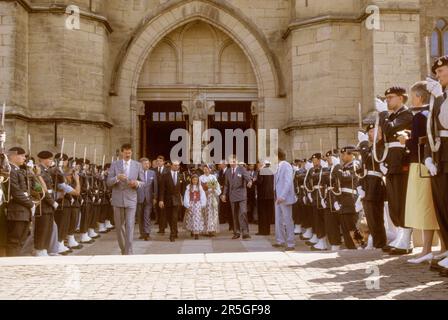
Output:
top-left (69, 244), bottom-right (83, 250)
top-left (158, 231), bottom-right (165, 234)
top-left (232, 234), bottom-right (240, 240)
top-left (382, 245), bottom-right (393, 253)
top-left (144, 236), bottom-right (150, 241)
top-left (242, 235), bottom-right (251, 240)
top-left (310, 246), bottom-right (328, 252)
top-left (439, 268), bottom-right (448, 277)
top-left (272, 243), bottom-right (284, 248)
top-left (170, 237), bottom-right (175, 242)
top-left (389, 247), bottom-right (413, 255)
top-left (284, 247), bottom-right (295, 252)
top-left (300, 235), bottom-right (310, 241)
top-left (194, 235), bottom-right (199, 240)
top-left (305, 241), bottom-right (316, 246)
top-left (430, 258), bottom-right (445, 272)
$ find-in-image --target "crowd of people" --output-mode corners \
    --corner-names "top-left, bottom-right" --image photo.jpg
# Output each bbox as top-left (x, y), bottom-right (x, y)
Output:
top-left (1, 55), bottom-right (448, 279)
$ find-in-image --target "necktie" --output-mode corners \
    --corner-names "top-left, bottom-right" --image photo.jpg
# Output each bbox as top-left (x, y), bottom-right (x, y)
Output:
top-left (173, 171), bottom-right (177, 185)
top-left (232, 168), bottom-right (235, 177)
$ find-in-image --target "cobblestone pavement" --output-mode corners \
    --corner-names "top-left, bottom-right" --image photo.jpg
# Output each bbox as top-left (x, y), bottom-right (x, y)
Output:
top-left (0, 224), bottom-right (447, 300)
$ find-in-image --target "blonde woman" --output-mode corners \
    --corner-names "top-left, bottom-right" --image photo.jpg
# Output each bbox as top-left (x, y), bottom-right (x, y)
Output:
top-left (200, 165), bottom-right (221, 236)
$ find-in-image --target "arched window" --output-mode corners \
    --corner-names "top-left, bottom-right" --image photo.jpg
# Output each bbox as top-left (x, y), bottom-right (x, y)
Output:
top-left (432, 19), bottom-right (448, 58)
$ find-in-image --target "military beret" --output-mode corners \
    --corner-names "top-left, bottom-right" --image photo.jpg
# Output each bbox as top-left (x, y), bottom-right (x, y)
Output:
top-left (37, 151), bottom-right (54, 159)
top-left (365, 123), bottom-right (375, 131)
top-left (385, 86), bottom-right (407, 97)
top-left (340, 146), bottom-right (358, 154)
top-left (54, 153), bottom-right (68, 161)
top-left (432, 55), bottom-right (448, 74)
top-left (311, 153), bottom-right (322, 160)
top-left (104, 163), bottom-right (111, 170)
top-left (325, 149), bottom-right (339, 158)
top-left (8, 147), bottom-right (26, 155)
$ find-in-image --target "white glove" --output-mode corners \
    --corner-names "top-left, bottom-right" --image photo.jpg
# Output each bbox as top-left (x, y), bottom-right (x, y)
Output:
top-left (331, 156), bottom-right (340, 166)
top-left (307, 193), bottom-right (313, 203)
top-left (320, 160), bottom-right (329, 168)
top-left (52, 202), bottom-right (59, 210)
top-left (334, 201), bottom-right (341, 211)
top-left (302, 196), bottom-right (307, 204)
top-left (426, 77), bottom-right (444, 98)
top-left (425, 157), bottom-right (438, 176)
top-left (375, 98), bottom-right (388, 113)
top-left (321, 199), bottom-right (327, 209)
top-left (380, 163), bottom-right (388, 176)
top-left (31, 205), bottom-right (36, 217)
top-left (355, 197), bottom-right (363, 213)
top-left (26, 160), bottom-right (34, 169)
top-left (358, 130), bottom-right (369, 143)
top-left (356, 186), bottom-right (366, 199)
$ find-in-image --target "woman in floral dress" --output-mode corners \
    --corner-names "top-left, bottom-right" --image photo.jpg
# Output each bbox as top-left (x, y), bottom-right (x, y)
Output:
top-left (183, 175), bottom-right (207, 239)
top-left (200, 164), bottom-right (221, 237)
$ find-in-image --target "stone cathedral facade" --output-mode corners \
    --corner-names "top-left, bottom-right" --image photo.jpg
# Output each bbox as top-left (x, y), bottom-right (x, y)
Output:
top-left (1, 0), bottom-right (447, 162)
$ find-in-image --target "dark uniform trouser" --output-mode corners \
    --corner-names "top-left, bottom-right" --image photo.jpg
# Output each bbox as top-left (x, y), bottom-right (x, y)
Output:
top-left (6, 220), bottom-right (30, 257)
top-left (293, 202), bottom-right (300, 225)
top-left (431, 172), bottom-right (448, 248)
top-left (312, 206), bottom-right (326, 239)
top-left (90, 204), bottom-right (100, 229)
top-left (80, 202), bottom-right (90, 233)
top-left (34, 213), bottom-right (53, 250)
top-left (165, 205), bottom-right (179, 238)
top-left (68, 207), bottom-right (80, 235)
top-left (54, 208), bottom-right (70, 242)
top-left (340, 213), bottom-right (357, 249)
top-left (324, 211), bottom-right (341, 246)
top-left (257, 199), bottom-right (273, 235)
top-left (100, 203), bottom-right (108, 224)
top-left (386, 173), bottom-right (408, 228)
top-left (301, 205), bottom-right (313, 229)
top-left (363, 200), bottom-right (386, 248)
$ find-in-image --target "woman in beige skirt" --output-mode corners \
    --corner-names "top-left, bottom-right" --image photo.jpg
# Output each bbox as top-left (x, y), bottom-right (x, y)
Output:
top-left (402, 82), bottom-right (443, 263)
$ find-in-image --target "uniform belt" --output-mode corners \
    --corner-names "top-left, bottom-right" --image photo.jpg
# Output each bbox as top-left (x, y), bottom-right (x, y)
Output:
top-left (367, 171), bottom-right (383, 178)
top-left (24, 192), bottom-right (29, 197)
top-left (313, 186), bottom-right (320, 190)
top-left (386, 142), bottom-right (405, 148)
top-left (439, 130), bottom-right (448, 138)
top-left (341, 188), bottom-right (357, 194)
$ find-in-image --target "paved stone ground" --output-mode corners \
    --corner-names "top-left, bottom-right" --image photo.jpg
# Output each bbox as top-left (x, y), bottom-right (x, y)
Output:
top-left (0, 223), bottom-right (447, 300)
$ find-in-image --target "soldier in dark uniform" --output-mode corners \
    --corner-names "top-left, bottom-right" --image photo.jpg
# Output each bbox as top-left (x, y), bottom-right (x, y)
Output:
top-left (425, 56), bottom-right (448, 276)
top-left (5, 147), bottom-right (34, 256)
top-left (292, 159), bottom-right (304, 235)
top-left (78, 159), bottom-right (95, 244)
top-left (255, 160), bottom-right (274, 235)
top-left (35, 151), bottom-right (58, 256)
top-left (323, 149), bottom-right (344, 251)
top-left (299, 159), bottom-right (314, 240)
top-left (103, 163), bottom-right (114, 231)
top-left (304, 153), bottom-right (328, 250)
top-left (358, 124), bottom-right (387, 249)
top-left (377, 86), bottom-right (414, 255)
top-left (65, 157), bottom-right (83, 250)
top-left (333, 146), bottom-right (362, 250)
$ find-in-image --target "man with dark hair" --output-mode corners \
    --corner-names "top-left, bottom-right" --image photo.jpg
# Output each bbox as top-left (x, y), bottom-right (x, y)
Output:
top-left (107, 144), bottom-right (145, 255)
top-left (5, 147), bottom-right (34, 256)
top-left (273, 148), bottom-right (297, 250)
top-left (154, 155), bottom-right (167, 234)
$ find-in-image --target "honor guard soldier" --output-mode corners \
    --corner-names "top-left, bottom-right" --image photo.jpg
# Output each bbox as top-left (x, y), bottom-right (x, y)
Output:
top-left (357, 124), bottom-right (387, 250)
top-left (376, 87), bottom-right (414, 255)
top-left (332, 146), bottom-right (362, 250)
top-left (425, 56), bottom-right (448, 276)
top-left (5, 147), bottom-right (35, 256)
top-left (300, 159), bottom-right (314, 240)
top-left (35, 151), bottom-right (59, 256)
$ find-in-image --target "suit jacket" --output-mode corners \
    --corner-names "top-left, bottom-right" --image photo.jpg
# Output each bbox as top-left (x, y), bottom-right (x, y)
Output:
top-left (153, 166), bottom-right (167, 201)
top-left (7, 164), bottom-right (34, 221)
top-left (223, 166), bottom-right (252, 203)
top-left (159, 170), bottom-right (185, 207)
top-left (274, 161), bottom-right (297, 205)
top-left (107, 159), bottom-right (145, 208)
top-left (255, 170), bottom-right (274, 200)
top-left (137, 169), bottom-right (158, 204)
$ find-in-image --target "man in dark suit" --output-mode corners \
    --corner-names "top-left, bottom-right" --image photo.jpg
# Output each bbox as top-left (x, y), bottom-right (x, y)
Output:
top-left (137, 157), bottom-right (158, 241)
top-left (217, 161), bottom-right (233, 230)
top-left (6, 147), bottom-right (34, 256)
top-left (154, 155), bottom-right (167, 234)
top-left (255, 160), bottom-right (274, 235)
top-left (247, 163), bottom-right (257, 223)
top-left (159, 160), bottom-right (184, 242)
top-left (221, 155), bottom-right (253, 240)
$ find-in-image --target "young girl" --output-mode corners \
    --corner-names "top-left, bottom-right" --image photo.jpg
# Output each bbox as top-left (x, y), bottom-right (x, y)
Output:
top-left (200, 164), bottom-right (221, 237)
top-left (184, 174), bottom-right (207, 239)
